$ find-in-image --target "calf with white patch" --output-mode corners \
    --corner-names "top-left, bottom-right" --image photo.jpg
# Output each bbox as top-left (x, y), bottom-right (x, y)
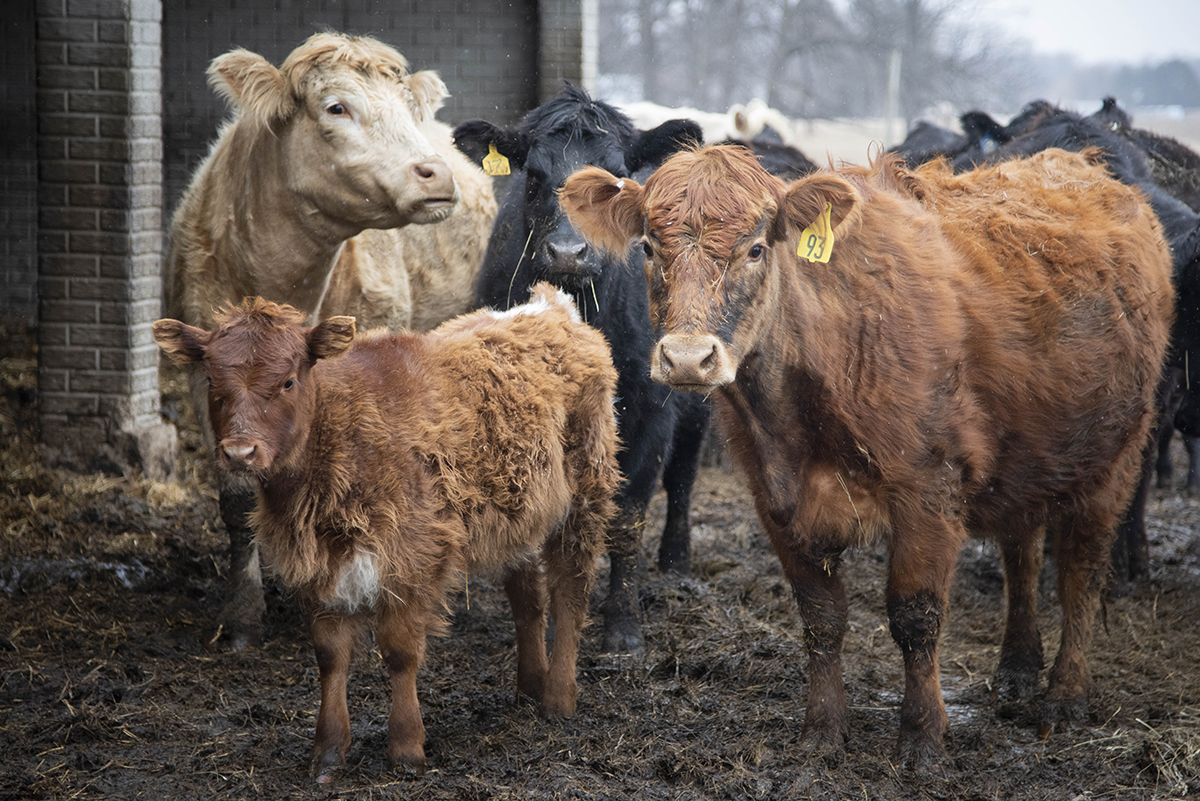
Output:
top-left (153, 285), bottom-right (620, 782)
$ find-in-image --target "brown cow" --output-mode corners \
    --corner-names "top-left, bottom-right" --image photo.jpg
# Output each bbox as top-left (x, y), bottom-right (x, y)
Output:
top-left (152, 284), bottom-right (620, 782)
top-left (164, 32), bottom-right (497, 650)
top-left (560, 145), bottom-right (1174, 768)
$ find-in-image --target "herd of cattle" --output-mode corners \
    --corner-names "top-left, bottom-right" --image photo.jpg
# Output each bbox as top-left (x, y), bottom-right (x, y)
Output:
top-left (151, 32), bottom-right (1196, 781)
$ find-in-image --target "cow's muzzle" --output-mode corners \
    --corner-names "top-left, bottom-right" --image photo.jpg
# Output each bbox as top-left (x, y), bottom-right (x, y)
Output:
top-left (651, 334), bottom-right (737, 391)
top-left (218, 437), bottom-right (271, 473)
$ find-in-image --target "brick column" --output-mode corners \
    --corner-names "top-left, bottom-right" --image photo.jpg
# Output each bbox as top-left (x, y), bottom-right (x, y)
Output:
top-left (538, 0), bottom-right (590, 101)
top-left (36, 0), bottom-right (175, 479)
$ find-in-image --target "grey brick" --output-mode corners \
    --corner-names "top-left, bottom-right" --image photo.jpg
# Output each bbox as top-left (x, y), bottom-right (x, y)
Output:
top-left (42, 345), bottom-right (100, 370)
top-left (40, 394), bottom-right (101, 417)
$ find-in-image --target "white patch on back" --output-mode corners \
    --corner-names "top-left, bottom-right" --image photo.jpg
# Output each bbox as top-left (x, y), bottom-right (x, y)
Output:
top-left (330, 550), bottom-right (380, 613)
top-left (487, 288), bottom-right (581, 323)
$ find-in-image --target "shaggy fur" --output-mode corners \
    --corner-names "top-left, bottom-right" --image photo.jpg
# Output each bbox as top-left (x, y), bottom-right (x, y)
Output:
top-left (153, 285), bottom-right (620, 781)
top-left (561, 145), bottom-right (1175, 769)
top-left (163, 32), bottom-right (497, 650)
top-left (454, 85), bottom-right (709, 654)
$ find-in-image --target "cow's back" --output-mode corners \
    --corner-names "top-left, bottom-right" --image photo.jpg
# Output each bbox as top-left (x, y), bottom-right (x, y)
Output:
top-left (912, 149), bottom-right (1173, 526)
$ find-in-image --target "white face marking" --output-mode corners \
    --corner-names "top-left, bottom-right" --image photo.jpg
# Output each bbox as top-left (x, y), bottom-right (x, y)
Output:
top-left (487, 288), bottom-right (582, 323)
top-left (329, 550), bottom-right (380, 613)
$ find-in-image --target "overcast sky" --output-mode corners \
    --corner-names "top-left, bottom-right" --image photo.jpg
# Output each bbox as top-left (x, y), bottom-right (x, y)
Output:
top-left (979, 0), bottom-right (1200, 65)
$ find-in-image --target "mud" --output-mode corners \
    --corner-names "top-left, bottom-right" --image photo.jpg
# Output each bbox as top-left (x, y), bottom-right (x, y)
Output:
top-left (2, 346), bottom-right (1198, 800)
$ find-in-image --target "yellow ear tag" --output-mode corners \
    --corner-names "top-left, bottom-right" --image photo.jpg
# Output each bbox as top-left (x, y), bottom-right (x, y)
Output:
top-left (797, 201), bottom-right (835, 263)
top-left (482, 143), bottom-right (510, 176)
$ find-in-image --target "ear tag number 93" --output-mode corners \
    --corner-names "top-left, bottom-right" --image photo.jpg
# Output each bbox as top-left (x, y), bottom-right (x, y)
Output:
top-left (798, 201), bottom-right (835, 263)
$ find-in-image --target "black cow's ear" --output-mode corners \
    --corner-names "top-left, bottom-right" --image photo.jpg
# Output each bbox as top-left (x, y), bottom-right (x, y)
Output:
top-left (628, 119), bottom-right (703, 173)
top-left (452, 120), bottom-right (530, 170)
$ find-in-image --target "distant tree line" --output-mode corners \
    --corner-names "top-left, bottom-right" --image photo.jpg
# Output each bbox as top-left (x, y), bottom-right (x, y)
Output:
top-left (596, 0), bottom-right (1200, 120)
top-left (597, 0), bottom-right (1033, 120)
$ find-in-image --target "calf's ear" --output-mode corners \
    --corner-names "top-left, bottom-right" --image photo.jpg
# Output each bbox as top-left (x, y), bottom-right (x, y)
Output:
top-left (152, 319), bottom-right (210, 366)
top-left (628, 120), bottom-right (703, 173)
top-left (559, 167), bottom-right (646, 256)
top-left (308, 316), bottom-right (356, 360)
top-left (208, 49), bottom-right (295, 122)
top-left (407, 70), bottom-right (449, 122)
top-left (776, 174), bottom-right (861, 245)
top-left (452, 120), bottom-right (530, 170)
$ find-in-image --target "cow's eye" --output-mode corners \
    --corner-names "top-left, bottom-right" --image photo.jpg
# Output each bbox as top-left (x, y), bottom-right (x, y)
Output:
top-left (326, 102), bottom-right (348, 117)
top-left (642, 242), bottom-right (653, 259)
top-left (282, 379), bottom-right (295, 391)
top-left (748, 244), bottom-right (764, 260)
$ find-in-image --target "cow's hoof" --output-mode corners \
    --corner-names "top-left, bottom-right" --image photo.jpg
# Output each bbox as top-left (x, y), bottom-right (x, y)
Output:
top-left (388, 753), bottom-right (426, 779)
top-left (309, 750), bottom-right (346, 784)
top-left (1038, 694), bottom-right (1089, 738)
top-left (798, 722), bottom-right (847, 765)
top-left (600, 619), bottom-right (644, 657)
top-left (895, 734), bottom-right (947, 775)
top-left (203, 621), bottom-right (262, 653)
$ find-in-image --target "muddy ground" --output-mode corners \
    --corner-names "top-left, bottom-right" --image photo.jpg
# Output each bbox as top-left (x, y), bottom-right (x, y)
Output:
top-left (2, 339), bottom-right (1199, 801)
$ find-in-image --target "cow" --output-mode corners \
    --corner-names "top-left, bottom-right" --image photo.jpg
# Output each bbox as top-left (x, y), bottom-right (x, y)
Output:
top-left (452, 85), bottom-right (709, 653)
top-left (948, 100), bottom-right (1200, 588)
top-left (889, 120), bottom-right (967, 168)
top-left (163, 33), bottom-right (497, 650)
top-left (560, 145), bottom-right (1174, 768)
top-left (152, 285), bottom-right (620, 782)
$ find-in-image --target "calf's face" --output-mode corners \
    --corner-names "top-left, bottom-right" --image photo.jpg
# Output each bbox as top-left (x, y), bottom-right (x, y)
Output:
top-left (153, 304), bottom-right (356, 474)
top-left (560, 146), bottom-right (861, 392)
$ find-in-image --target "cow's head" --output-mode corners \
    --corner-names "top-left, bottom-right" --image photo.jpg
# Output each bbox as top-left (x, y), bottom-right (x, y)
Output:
top-left (209, 33), bottom-right (458, 232)
top-left (561, 145), bottom-right (861, 393)
top-left (154, 298), bottom-right (355, 475)
top-left (453, 85), bottom-right (700, 293)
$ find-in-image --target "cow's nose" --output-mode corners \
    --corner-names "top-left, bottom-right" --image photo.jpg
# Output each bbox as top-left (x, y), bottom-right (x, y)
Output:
top-left (653, 334), bottom-right (735, 389)
top-left (410, 159), bottom-right (454, 197)
top-left (546, 240), bottom-right (589, 271)
top-left (221, 441), bottom-right (257, 466)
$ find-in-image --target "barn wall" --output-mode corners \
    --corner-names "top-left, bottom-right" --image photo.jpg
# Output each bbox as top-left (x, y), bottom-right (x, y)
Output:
top-left (161, 0), bottom-right (547, 218)
top-left (1, 0), bottom-right (38, 329)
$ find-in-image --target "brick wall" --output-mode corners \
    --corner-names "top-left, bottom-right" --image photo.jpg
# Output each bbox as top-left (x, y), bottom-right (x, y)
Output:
top-left (161, 0), bottom-right (548, 217)
top-left (1, 0), bottom-right (38, 328)
top-left (36, 0), bottom-right (175, 478)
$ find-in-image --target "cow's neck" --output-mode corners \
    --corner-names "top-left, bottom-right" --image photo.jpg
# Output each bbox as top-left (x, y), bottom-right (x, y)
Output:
top-left (217, 122), bottom-right (357, 317)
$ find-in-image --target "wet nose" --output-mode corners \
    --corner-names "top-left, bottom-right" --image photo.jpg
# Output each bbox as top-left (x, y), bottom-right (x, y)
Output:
top-left (653, 334), bottom-right (734, 388)
top-left (410, 159), bottom-right (454, 197)
top-left (546, 239), bottom-right (589, 271)
top-left (221, 440), bottom-right (258, 467)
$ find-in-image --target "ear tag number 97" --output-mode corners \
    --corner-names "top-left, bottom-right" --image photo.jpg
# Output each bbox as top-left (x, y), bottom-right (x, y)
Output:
top-left (798, 201), bottom-right (835, 263)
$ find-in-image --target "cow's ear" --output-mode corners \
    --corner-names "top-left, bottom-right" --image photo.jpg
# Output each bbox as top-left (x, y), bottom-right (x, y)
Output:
top-left (406, 70), bottom-right (448, 122)
top-left (775, 173), bottom-right (861, 246)
top-left (628, 119), bottom-right (703, 172)
top-left (452, 120), bottom-right (529, 171)
top-left (308, 316), bottom-right (356, 360)
top-left (153, 319), bottom-right (210, 366)
top-left (208, 49), bottom-right (295, 122)
top-left (560, 166), bottom-right (645, 255)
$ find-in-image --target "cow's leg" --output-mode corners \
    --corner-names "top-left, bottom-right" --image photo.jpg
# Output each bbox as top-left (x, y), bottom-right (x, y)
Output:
top-left (885, 518), bottom-right (964, 770)
top-left (191, 366), bottom-right (265, 652)
top-left (503, 560), bottom-right (548, 703)
top-left (376, 602), bottom-right (428, 776)
top-left (777, 545), bottom-right (850, 756)
top-left (994, 526), bottom-right (1045, 702)
top-left (1155, 418), bottom-right (1175, 489)
top-left (307, 608), bottom-right (363, 783)
top-left (1110, 440), bottom-right (1154, 595)
top-left (601, 508), bottom-right (647, 654)
top-left (1185, 436), bottom-right (1200, 494)
top-left (213, 476), bottom-right (266, 651)
top-left (541, 512), bottom-right (603, 718)
top-left (656, 402), bottom-right (708, 575)
top-left (1042, 508), bottom-right (1115, 736)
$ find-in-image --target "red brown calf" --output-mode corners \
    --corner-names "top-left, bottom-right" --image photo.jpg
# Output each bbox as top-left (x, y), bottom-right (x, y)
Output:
top-left (560, 145), bottom-right (1174, 769)
top-left (153, 284), bottom-right (620, 782)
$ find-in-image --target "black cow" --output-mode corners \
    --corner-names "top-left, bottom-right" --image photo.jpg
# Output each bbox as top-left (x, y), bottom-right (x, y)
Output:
top-left (957, 100), bottom-right (1200, 588)
top-left (889, 120), bottom-right (968, 168)
top-left (453, 85), bottom-right (710, 653)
